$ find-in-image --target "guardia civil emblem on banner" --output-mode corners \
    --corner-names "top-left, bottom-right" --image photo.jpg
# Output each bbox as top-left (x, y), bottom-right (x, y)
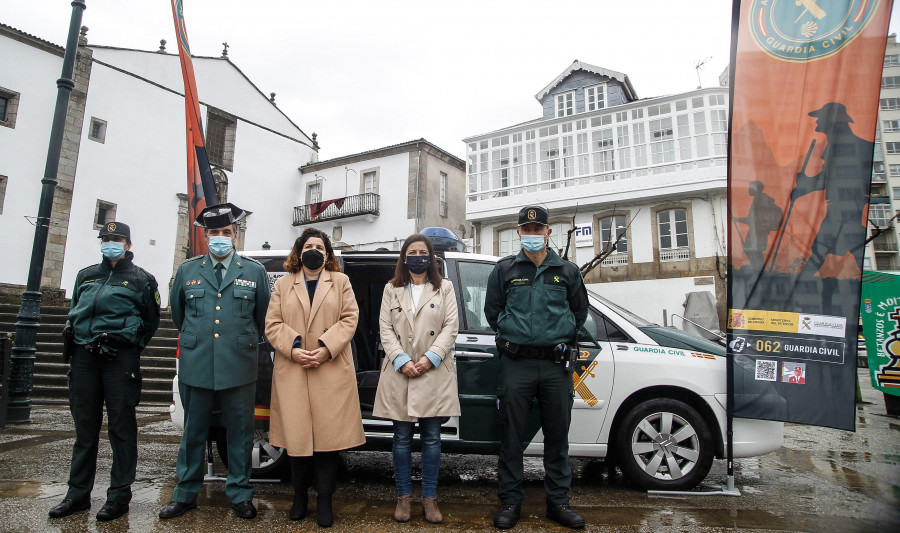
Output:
top-left (748, 0), bottom-right (881, 62)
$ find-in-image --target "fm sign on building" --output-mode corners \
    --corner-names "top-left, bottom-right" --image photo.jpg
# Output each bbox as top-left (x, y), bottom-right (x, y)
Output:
top-left (574, 224), bottom-right (593, 246)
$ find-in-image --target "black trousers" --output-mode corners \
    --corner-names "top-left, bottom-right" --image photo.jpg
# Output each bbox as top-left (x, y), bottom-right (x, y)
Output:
top-left (497, 356), bottom-right (574, 505)
top-left (290, 452), bottom-right (338, 496)
top-left (65, 344), bottom-right (142, 504)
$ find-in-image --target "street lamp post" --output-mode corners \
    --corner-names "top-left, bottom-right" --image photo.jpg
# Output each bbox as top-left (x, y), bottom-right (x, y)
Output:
top-left (7, 0), bottom-right (87, 424)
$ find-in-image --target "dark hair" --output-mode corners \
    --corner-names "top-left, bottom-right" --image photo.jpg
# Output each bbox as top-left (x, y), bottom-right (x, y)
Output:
top-left (390, 234), bottom-right (441, 291)
top-left (284, 228), bottom-right (340, 273)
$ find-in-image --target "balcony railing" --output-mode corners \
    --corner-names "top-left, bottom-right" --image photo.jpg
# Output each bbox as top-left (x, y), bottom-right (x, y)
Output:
top-left (293, 192), bottom-right (380, 226)
top-left (872, 231), bottom-right (899, 253)
top-left (660, 247), bottom-right (690, 262)
top-left (600, 253), bottom-right (629, 267)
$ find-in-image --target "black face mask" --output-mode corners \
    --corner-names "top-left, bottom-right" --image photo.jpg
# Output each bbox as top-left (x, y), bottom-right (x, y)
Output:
top-left (405, 256), bottom-right (431, 274)
top-left (301, 249), bottom-right (325, 270)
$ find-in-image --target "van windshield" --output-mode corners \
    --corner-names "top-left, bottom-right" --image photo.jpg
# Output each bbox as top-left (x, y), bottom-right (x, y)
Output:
top-left (586, 289), bottom-right (657, 328)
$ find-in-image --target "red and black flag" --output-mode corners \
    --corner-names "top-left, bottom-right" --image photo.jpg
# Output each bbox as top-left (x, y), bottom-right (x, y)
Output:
top-left (171, 0), bottom-right (218, 257)
top-left (726, 0), bottom-right (893, 430)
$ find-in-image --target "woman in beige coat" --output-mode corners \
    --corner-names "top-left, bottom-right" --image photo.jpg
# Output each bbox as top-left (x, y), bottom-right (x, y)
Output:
top-left (373, 234), bottom-right (460, 524)
top-left (264, 228), bottom-right (364, 527)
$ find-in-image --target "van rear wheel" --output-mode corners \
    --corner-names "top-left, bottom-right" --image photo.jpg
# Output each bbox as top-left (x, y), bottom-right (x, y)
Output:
top-left (214, 427), bottom-right (289, 480)
top-left (614, 398), bottom-right (714, 491)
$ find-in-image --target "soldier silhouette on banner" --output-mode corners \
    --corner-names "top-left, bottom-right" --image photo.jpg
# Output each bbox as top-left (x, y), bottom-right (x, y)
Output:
top-left (788, 102), bottom-right (873, 278)
top-left (733, 181), bottom-right (784, 272)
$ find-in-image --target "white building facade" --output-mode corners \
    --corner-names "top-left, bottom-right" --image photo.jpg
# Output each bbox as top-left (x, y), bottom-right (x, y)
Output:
top-left (0, 25), bottom-right (317, 305)
top-left (867, 34), bottom-right (900, 270)
top-left (464, 61), bottom-right (728, 329)
top-left (297, 140), bottom-right (467, 251)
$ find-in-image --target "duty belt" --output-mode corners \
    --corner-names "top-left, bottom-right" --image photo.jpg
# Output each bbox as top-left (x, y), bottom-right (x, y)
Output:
top-left (499, 341), bottom-right (556, 360)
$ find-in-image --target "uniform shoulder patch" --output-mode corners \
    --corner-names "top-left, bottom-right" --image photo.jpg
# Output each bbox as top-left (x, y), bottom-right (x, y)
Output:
top-left (183, 255), bottom-right (204, 263)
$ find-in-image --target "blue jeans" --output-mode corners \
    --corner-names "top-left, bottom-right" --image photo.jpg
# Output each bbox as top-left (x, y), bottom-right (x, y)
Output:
top-left (392, 418), bottom-right (442, 498)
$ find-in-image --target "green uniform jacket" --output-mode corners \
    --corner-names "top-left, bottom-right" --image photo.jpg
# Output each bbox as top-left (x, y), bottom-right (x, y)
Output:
top-left (484, 248), bottom-right (588, 347)
top-left (68, 251), bottom-right (161, 348)
top-left (170, 253), bottom-right (271, 390)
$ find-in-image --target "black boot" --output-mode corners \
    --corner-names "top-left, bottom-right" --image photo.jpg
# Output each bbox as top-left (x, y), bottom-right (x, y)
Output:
top-left (317, 495), bottom-right (333, 527)
top-left (289, 456), bottom-right (312, 520)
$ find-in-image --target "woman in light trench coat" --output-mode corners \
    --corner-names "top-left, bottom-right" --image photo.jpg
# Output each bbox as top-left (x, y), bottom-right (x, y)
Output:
top-left (264, 228), bottom-right (364, 527)
top-left (373, 234), bottom-right (460, 524)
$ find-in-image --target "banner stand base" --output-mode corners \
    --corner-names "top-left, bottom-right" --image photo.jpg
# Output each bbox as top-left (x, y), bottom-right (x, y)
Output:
top-left (648, 476), bottom-right (741, 497)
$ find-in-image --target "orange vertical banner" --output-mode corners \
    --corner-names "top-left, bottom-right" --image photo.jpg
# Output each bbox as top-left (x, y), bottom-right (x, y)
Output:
top-left (727, 0), bottom-right (893, 430)
top-left (171, 0), bottom-right (218, 257)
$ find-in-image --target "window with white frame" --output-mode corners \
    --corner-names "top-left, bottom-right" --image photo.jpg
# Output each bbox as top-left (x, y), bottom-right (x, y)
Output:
top-left (633, 122), bottom-right (646, 144)
top-left (882, 98), bottom-right (900, 110)
top-left (561, 136), bottom-right (576, 178)
top-left (634, 145), bottom-right (648, 167)
top-left (884, 120), bottom-right (900, 132)
top-left (525, 143), bottom-right (537, 188)
top-left (497, 227), bottom-right (520, 257)
top-left (708, 94), bottom-right (726, 106)
top-left (576, 133), bottom-right (589, 175)
top-left (492, 148), bottom-right (510, 195)
top-left (887, 142), bottom-right (900, 154)
top-left (650, 117), bottom-right (673, 140)
top-left (869, 204), bottom-right (892, 227)
top-left (512, 145), bottom-right (523, 192)
top-left (890, 164), bottom-right (900, 177)
top-left (585, 85), bottom-right (605, 112)
top-left (591, 129), bottom-right (615, 173)
top-left (883, 76), bottom-right (900, 88)
top-left (540, 139), bottom-right (559, 181)
top-left (546, 222), bottom-right (572, 252)
top-left (712, 133), bottom-right (728, 156)
top-left (556, 92), bottom-right (574, 117)
top-left (651, 140), bottom-right (676, 164)
top-left (467, 155), bottom-right (477, 198)
top-left (892, 187), bottom-right (900, 200)
top-left (307, 182), bottom-right (322, 204)
top-left (692, 96), bottom-right (704, 108)
top-left (362, 170), bottom-right (377, 194)
top-left (657, 208), bottom-right (689, 261)
top-left (648, 103), bottom-right (671, 116)
top-left (886, 54), bottom-right (900, 67)
top-left (710, 110), bottom-right (727, 132)
top-left (618, 146), bottom-right (632, 169)
top-left (599, 215), bottom-right (628, 262)
top-left (439, 172), bottom-right (448, 217)
top-left (696, 135), bottom-right (710, 157)
top-left (479, 153), bottom-right (489, 194)
top-left (693, 112), bottom-right (707, 134)
top-left (873, 161), bottom-right (886, 181)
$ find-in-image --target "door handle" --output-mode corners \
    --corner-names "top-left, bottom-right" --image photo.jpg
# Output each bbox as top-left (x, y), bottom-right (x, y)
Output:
top-left (455, 351), bottom-right (494, 360)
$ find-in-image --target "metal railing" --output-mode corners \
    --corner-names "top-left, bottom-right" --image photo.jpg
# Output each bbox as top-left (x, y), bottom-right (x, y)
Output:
top-left (872, 231), bottom-right (899, 253)
top-left (659, 247), bottom-right (690, 262)
top-left (293, 192), bottom-right (380, 226)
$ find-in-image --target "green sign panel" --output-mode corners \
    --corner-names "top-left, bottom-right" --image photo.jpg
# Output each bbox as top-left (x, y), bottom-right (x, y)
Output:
top-left (860, 271), bottom-right (900, 397)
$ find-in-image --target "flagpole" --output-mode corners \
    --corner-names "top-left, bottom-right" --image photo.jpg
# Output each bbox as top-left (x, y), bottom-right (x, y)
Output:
top-left (7, 0), bottom-right (87, 424)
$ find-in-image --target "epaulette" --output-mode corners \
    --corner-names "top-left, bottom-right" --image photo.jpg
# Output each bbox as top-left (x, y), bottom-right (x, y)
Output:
top-left (497, 254), bottom-right (517, 265)
top-left (182, 255), bottom-right (204, 263)
top-left (76, 262), bottom-right (102, 275)
top-left (237, 253), bottom-right (262, 265)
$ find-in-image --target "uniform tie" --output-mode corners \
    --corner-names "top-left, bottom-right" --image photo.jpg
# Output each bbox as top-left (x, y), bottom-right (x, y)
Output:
top-left (215, 263), bottom-right (224, 285)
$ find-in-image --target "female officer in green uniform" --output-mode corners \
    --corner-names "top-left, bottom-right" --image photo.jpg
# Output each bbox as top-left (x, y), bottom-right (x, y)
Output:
top-left (48, 221), bottom-right (160, 522)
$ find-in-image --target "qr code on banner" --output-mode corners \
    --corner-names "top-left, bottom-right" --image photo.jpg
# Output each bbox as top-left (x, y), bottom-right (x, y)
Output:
top-left (755, 360), bottom-right (778, 381)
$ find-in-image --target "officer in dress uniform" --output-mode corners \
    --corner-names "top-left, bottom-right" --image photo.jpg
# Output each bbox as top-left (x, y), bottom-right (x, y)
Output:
top-left (49, 221), bottom-right (160, 522)
top-left (159, 203), bottom-right (271, 520)
top-left (484, 205), bottom-right (588, 530)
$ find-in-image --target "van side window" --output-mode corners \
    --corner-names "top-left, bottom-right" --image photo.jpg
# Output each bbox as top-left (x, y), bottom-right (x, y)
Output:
top-left (456, 261), bottom-right (495, 332)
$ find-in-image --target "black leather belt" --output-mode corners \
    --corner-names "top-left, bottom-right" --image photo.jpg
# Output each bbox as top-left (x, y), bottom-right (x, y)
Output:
top-left (498, 340), bottom-right (556, 360)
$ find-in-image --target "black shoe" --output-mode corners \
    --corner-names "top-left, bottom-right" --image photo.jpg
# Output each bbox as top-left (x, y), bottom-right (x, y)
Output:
top-left (316, 495), bottom-right (333, 527)
top-left (232, 500), bottom-right (257, 519)
top-left (493, 503), bottom-right (521, 529)
top-left (546, 503), bottom-right (585, 529)
top-left (158, 501), bottom-right (196, 519)
top-left (290, 492), bottom-right (308, 520)
top-left (96, 501), bottom-right (129, 522)
top-left (48, 498), bottom-right (90, 518)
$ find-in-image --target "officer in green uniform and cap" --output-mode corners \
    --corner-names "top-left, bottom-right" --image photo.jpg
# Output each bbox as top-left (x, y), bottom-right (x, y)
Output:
top-left (484, 205), bottom-right (588, 530)
top-left (159, 203), bottom-right (271, 521)
top-left (49, 221), bottom-right (161, 522)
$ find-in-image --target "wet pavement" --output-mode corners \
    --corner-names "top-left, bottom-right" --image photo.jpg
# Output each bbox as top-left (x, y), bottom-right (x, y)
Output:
top-left (1, 369), bottom-right (898, 532)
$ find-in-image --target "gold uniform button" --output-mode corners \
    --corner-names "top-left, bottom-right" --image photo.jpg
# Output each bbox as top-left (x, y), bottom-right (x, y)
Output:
top-left (214, 333), bottom-right (219, 338)
top-left (216, 306), bottom-right (221, 311)
top-left (215, 319), bottom-right (220, 324)
top-left (189, 295), bottom-right (194, 299)
top-left (244, 295), bottom-right (248, 299)
top-left (218, 293), bottom-right (222, 298)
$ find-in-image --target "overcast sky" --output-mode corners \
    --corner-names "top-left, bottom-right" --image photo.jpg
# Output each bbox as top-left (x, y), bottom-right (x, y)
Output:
top-left (4, 1), bottom-right (899, 160)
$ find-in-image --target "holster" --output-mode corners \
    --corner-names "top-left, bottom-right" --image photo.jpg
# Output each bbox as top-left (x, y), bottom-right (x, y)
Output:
top-left (62, 322), bottom-right (75, 364)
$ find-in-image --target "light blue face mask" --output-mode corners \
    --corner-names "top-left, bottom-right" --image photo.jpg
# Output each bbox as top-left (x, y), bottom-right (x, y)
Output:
top-left (520, 234), bottom-right (546, 253)
top-left (101, 241), bottom-right (126, 261)
top-left (208, 236), bottom-right (234, 257)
